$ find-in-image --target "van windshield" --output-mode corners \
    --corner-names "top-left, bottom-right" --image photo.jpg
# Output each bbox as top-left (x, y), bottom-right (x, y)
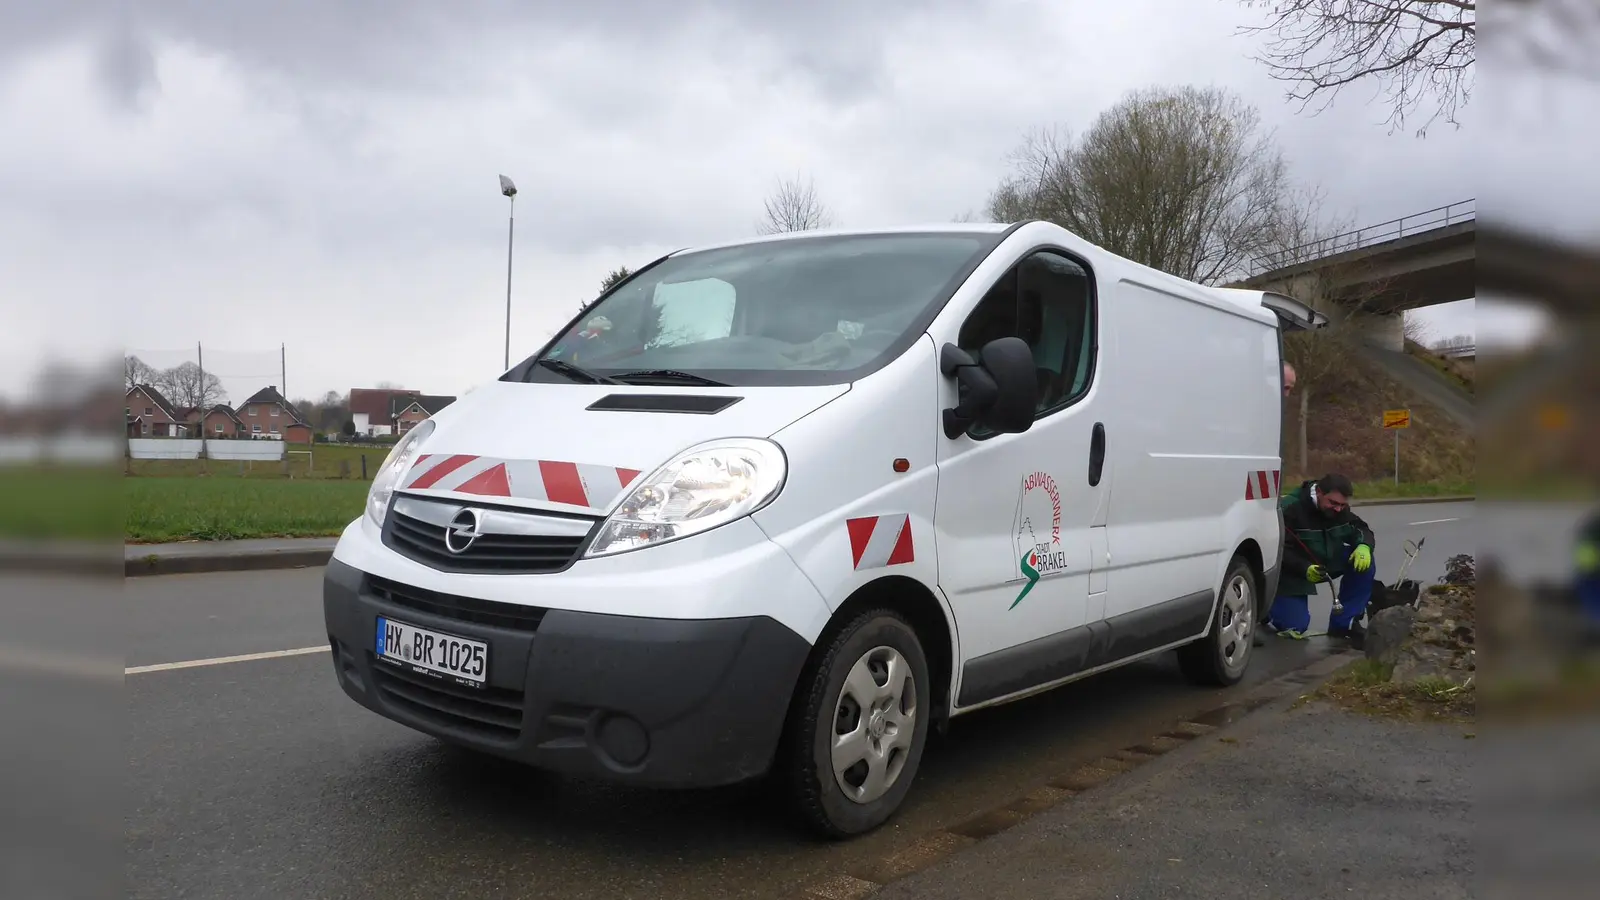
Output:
top-left (524, 232), bottom-right (1000, 387)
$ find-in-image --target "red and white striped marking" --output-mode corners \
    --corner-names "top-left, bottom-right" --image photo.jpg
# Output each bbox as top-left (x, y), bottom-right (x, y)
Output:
top-left (846, 514), bottom-right (915, 570)
top-left (1244, 469), bottom-right (1281, 501)
top-left (403, 454), bottom-right (642, 510)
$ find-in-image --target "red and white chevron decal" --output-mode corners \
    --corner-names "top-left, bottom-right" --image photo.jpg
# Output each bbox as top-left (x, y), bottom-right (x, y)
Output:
top-left (846, 514), bottom-right (915, 570)
top-left (1244, 469), bottom-right (1281, 501)
top-left (402, 454), bottom-right (642, 510)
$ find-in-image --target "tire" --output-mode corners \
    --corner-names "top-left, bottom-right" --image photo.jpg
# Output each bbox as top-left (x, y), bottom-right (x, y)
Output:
top-left (779, 608), bottom-right (932, 839)
top-left (1178, 555), bottom-right (1258, 687)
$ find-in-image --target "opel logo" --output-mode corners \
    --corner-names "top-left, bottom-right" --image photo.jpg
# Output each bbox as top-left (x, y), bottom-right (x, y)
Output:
top-left (444, 508), bottom-right (483, 554)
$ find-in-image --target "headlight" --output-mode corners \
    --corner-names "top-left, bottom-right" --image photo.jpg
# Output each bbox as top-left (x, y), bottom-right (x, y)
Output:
top-left (585, 438), bottom-right (787, 557)
top-left (365, 420), bottom-right (436, 527)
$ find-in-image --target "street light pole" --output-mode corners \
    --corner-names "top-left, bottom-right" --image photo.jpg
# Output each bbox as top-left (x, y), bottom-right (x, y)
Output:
top-left (498, 175), bottom-right (518, 370)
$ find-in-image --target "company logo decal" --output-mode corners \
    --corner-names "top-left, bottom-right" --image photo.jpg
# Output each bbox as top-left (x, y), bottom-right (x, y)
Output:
top-left (1011, 470), bottom-right (1066, 609)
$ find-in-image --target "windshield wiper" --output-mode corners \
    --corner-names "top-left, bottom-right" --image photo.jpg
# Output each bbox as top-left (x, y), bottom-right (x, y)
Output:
top-left (536, 358), bottom-right (620, 385)
top-left (612, 369), bottom-right (731, 387)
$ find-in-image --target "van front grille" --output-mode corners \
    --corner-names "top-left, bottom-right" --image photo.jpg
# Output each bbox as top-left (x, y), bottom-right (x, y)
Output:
top-left (382, 495), bottom-right (594, 575)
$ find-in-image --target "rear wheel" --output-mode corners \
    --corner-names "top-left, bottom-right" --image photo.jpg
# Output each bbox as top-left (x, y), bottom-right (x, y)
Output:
top-left (780, 608), bottom-right (931, 839)
top-left (1179, 556), bottom-right (1257, 686)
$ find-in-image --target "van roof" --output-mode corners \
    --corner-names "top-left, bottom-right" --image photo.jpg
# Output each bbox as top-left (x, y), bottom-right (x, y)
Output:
top-left (670, 223), bottom-right (1013, 255)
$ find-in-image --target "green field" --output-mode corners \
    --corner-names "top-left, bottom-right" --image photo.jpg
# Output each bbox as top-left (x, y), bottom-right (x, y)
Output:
top-left (0, 466), bottom-right (123, 541)
top-left (126, 477), bottom-right (368, 542)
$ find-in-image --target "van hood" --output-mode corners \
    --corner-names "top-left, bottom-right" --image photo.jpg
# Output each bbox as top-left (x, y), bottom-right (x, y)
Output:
top-left (393, 380), bottom-right (848, 514)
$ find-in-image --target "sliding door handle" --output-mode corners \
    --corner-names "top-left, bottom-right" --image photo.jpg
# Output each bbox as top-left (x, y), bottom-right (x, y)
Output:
top-left (1089, 422), bottom-right (1106, 487)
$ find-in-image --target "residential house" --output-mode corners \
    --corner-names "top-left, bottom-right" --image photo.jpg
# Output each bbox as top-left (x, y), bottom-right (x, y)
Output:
top-left (237, 386), bottom-right (314, 443)
top-left (349, 388), bottom-right (456, 437)
top-left (395, 394), bottom-right (456, 434)
top-left (180, 404), bottom-right (246, 439)
top-left (126, 384), bottom-right (187, 438)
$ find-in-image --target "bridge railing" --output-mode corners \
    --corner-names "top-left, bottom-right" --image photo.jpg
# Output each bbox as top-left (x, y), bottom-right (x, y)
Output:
top-left (1246, 198), bottom-right (1475, 277)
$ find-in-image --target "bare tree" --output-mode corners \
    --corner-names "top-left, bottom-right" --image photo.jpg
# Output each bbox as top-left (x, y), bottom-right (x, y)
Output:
top-left (154, 362), bottom-right (227, 411)
top-left (987, 86), bottom-right (1293, 285)
top-left (757, 174), bottom-right (835, 235)
top-left (1282, 290), bottom-right (1363, 473)
top-left (1239, 1), bottom-right (1475, 135)
top-left (124, 354), bottom-right (157, 390)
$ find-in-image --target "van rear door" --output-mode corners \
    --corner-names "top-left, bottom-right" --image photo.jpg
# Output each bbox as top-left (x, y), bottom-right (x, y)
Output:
top-left (1259, 291), bottom-right (1326, 332)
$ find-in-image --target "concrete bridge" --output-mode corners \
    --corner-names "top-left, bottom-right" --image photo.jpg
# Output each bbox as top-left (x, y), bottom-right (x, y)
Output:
top-left (1232, 199), bottom-right (1475, 351)
top-left (1477, 222), bottom-right (1600, 316)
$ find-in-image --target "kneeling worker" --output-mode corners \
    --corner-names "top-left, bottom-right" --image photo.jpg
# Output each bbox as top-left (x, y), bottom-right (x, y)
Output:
top-left (1269, 473), bottom-right (1376, 648)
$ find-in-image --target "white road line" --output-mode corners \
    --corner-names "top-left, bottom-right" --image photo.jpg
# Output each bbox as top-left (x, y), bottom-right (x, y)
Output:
top-left (1408, 517), bottom-right (1461, 526)
top-left (126, 645), bottom-right (329, 676)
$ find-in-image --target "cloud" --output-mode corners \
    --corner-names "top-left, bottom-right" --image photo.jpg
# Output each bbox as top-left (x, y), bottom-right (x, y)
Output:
top-left (0, 0), bottom-right (1487, 403)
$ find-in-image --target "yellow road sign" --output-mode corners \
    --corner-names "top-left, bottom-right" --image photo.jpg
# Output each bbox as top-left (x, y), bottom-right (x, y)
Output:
top-left (1538, 404), bottom-right (1571, 431)
top-left (1382, 409), bottom-right (1411, 429)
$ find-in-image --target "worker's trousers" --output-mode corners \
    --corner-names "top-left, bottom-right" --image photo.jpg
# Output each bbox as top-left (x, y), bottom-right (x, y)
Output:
top-left (1268, 546), bottom-right (1376, 633)
top-left (1578, 574), bottom-right (1600, 627)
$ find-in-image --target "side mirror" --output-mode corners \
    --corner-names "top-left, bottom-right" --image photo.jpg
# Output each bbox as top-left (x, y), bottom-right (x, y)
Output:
top-left (940, 337), bottom-right (1039, 438)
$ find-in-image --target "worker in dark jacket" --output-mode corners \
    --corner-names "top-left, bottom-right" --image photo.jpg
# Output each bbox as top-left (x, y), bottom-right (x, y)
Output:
top-left (1269, 473), bottom-right (1377, 647)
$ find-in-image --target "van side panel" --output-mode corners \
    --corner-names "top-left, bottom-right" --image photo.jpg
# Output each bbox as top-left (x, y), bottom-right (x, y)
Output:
top-left (752, 335), bottom-right (950, 635)
top-left (1102, 278), bottom-right (1281, 624)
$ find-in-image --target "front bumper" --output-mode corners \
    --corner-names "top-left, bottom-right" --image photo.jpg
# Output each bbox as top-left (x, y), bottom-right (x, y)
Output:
top-left (324, 558), bottom-right (813, 788)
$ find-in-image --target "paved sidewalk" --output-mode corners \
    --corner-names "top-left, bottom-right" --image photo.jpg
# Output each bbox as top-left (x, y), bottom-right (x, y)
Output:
top-left (876, 696), bottom-right (1475, 900)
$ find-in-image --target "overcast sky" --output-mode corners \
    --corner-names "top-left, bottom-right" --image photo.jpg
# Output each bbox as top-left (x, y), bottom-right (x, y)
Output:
top-left (1, 1), bottom-right (1583, 405)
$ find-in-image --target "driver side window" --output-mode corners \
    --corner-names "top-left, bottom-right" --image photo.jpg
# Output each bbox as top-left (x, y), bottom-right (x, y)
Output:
top-left (957, 250), bottom-right (1096, 427)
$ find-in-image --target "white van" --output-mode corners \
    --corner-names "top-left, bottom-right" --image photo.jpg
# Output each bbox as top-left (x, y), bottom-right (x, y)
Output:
top-left (323, 222), bottom-right (1323, 837)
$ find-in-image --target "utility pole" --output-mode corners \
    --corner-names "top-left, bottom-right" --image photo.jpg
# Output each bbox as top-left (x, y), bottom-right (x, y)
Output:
top-left (197, 341), bottom-right (207, 463)
top-left (281, 343), bottom-right (286, 399)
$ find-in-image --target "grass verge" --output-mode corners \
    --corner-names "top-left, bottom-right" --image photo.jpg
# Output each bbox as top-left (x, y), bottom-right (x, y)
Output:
top-left (1306, 658), bottom-right (1476, 724)
top-left (126, 477), bottom-right (367, 541)
top-left (1351, 479), bottom-right (1475, 501)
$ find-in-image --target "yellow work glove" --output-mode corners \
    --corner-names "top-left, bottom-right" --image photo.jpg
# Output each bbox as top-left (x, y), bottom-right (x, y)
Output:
top-left (1351, 544), bottom-right (1372, 573)
top-left (1307, 564), bottom-right (1327, 584)
top-left (1578, 542), bottom-right (1600, 575)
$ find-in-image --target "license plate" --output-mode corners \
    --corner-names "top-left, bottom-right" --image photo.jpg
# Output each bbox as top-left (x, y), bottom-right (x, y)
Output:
top-left (374, 616), bottom-right (488, 688)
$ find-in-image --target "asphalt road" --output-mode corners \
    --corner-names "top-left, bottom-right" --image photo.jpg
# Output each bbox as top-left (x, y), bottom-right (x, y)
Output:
top-left (123, 502), bottom-right (1479, 900)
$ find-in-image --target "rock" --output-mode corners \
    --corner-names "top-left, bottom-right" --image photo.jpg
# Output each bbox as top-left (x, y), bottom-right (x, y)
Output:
top-left (1366, 605), bottom-right (1417, 666)
top-left (1393, 643), bottom-right (1468, 685)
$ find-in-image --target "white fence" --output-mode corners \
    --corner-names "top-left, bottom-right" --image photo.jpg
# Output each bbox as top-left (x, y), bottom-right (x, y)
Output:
top-left (0, 435), bottom-right (123, 464)
top-left (127, 439), bottom-right (286, 461)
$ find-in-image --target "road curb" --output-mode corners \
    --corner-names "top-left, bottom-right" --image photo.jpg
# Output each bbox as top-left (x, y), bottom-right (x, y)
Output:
top-left (1353, 495), bottom-right (1473, 507)
top-left (787, 649), bottom-right (1360, 900)
top-left (124, 545), bottom-right (335, 578)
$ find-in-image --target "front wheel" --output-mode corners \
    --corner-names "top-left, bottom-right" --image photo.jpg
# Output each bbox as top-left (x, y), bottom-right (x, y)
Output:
top-left (780, 608), bottom-right (931, 839)
top-left (1178, 556), bottom-right (1258, 687)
